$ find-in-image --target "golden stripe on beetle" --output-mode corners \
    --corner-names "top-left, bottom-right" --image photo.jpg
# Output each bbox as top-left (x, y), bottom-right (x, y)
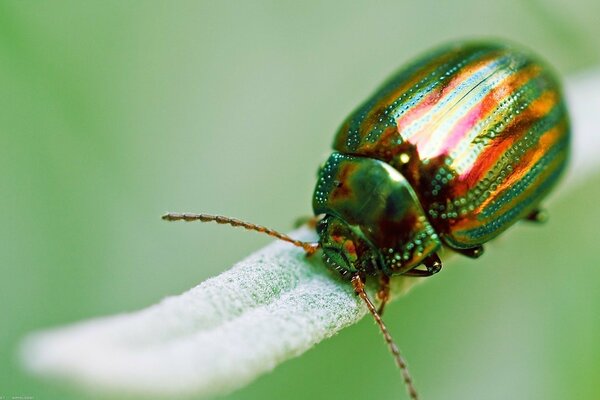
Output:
top-left (163, 41), bottom-right (570, 400)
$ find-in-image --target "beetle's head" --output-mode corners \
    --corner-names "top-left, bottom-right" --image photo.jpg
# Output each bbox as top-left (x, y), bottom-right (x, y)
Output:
top-left (317, 214), bottom-right (382, 279)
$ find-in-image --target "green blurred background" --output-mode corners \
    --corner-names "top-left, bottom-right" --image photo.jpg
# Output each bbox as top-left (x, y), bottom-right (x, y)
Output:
top-left (1, 1), bottom-right (599, 399)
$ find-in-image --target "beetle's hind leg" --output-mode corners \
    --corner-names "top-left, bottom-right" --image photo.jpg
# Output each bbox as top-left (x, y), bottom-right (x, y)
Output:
top-left (377, 275), bottom-right (390, 315)
top-left (524, 208), bottom-right (548, 223)
top-left (454, 245), bottom-right (484, 259)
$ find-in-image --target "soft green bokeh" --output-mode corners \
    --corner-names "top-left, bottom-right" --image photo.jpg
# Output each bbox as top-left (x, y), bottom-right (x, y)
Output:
top-left (1, 1), bottom-right (598, 399)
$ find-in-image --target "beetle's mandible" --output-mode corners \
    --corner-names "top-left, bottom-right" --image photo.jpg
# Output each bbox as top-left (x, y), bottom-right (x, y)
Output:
top-left (163, 41), bottom-right (570, 400)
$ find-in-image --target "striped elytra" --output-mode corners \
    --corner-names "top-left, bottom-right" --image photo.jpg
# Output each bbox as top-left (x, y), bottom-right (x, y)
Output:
top-left (314, 40), bottom-right (569, 278)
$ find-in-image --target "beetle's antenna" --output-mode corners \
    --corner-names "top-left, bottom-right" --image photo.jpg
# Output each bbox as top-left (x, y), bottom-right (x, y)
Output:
top-left (162, 212), bottom-right (319, 255)
top-left (351, 275), bottom-right (419, 400)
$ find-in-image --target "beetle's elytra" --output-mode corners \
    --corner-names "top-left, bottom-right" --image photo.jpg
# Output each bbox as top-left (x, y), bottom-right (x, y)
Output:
top-left (164, 40), bottom-right (570, 400)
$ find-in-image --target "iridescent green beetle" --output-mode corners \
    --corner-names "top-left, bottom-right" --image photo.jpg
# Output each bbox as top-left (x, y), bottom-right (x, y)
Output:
top-left (315, 41), bottom-right (569, 283)
top-left (164, 41), bottom-right (570, 400)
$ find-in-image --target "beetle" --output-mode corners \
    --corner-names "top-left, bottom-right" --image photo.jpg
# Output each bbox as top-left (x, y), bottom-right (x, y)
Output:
top-left (163, 41), bottom-right (570, 399)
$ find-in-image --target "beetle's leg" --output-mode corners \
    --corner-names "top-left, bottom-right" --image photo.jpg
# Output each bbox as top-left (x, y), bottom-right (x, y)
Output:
top-left (293, 215), bottom-right (320, 229)
top-left (377, 275), bottom-right (391, 315)
top-left (454, 245), bottom-right (484, 259)
top-left (403, 253), bottom-right (443, 277)
top-left (424, 253), bottom-right (442, 274)
top-left (524, 208), bottom-right (548, 223)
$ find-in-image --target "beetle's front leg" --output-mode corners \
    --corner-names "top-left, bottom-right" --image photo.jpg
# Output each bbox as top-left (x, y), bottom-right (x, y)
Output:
top-left (293, 215), bottom-right (320, 229)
